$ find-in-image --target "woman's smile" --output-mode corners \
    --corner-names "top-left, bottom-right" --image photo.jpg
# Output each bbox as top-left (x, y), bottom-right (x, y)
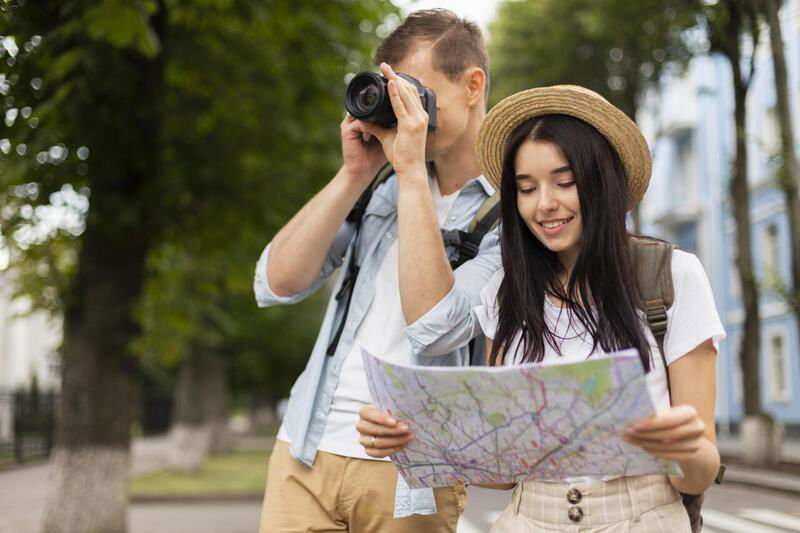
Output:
top-left (539, 216), bottom-right (575, 236)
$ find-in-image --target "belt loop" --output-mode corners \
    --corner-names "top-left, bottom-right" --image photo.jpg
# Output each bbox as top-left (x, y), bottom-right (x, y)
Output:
top-left (625, 476), bottom-right (641, 521)
top-left (513, 482), bottom-right (523, 515)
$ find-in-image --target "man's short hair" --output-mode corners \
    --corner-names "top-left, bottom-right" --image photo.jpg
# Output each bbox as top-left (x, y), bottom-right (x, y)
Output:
top-left (375, 9), bottom-right (490, 99)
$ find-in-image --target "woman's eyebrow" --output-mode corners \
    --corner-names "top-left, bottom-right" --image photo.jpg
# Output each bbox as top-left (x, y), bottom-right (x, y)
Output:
top-left (551, 165), bottom-right (571, 174)
top-left (515, 166), bottom-right (572, 180)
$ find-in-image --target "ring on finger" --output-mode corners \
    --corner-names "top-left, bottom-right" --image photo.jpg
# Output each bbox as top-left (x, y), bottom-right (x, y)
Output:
top-left (371, 435), bottom-right (377, 448)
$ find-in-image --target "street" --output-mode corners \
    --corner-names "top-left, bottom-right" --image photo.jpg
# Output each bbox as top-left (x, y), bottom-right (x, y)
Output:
top-left (2, 460), bottom-right (799, 533)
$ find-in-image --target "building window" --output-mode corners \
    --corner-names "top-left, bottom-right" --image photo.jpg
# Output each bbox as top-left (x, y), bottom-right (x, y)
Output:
top-left (763, 106), bottom-right (781, 156)
top-left (674, 130), bottom-right (697, 205)
top-left (767, 330), bottom-right (791, 403)
top-left (730, 248), bottom-right (741, 299)
top-left (764, 223), bottom-right (780, 276)
top-left (730, 333), bottom-right (742, 403)
top-left (675, 221), bottom-right (698, 254)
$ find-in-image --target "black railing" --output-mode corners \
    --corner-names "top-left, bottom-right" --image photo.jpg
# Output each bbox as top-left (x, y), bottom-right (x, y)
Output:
top-left (0, 389), bottom-right (56, 467)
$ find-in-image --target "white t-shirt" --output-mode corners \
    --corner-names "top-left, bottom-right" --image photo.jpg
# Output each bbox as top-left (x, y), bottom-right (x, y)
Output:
top-left (474, 249), bottom-right (725, 481)
top-left (278, 178), bottom-right (459, 460)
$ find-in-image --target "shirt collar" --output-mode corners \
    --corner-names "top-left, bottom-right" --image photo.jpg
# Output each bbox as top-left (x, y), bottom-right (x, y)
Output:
top-left (472, 174), bottom-right (496, 197)
top-left (428, 170), bottom-right (496, 198)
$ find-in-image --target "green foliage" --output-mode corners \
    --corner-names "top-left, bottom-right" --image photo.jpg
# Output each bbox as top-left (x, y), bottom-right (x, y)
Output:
top-left (84, 0), bottom-right (161, 56)
top-left (1, 0), bottom-right (397, 400)
top-left (488, 0), bottom-right (701, 117)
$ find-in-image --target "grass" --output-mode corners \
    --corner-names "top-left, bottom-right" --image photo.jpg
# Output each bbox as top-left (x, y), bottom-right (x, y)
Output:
top-left (0, 450), bottom-right (13, 468)
top-left (130, 449), bottom-right (270, 497)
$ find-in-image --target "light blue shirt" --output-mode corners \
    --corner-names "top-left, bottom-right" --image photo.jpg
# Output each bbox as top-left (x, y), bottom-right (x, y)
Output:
top-left (254, 172), bottom-right (501, 516)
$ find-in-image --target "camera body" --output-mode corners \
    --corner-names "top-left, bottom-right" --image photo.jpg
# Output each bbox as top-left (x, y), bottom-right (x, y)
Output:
top-left (345, 71), bottom-right (437, 131)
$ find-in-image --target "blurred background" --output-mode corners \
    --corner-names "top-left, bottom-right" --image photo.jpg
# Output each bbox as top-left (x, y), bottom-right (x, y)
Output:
top-left (1, 0), bottom-right (799, 532)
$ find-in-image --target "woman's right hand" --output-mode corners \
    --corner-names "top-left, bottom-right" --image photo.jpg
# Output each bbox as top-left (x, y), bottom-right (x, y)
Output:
top-left (356, 404), bottom-right (414, 458)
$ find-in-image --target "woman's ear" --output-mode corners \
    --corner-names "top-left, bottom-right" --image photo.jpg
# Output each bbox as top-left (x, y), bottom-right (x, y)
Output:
top-left (464, 67), bottom-right (487, 107)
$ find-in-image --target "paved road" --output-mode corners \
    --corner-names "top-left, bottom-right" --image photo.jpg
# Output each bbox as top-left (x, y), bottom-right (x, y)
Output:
top-left (3, 468), bottom-right (798, 533)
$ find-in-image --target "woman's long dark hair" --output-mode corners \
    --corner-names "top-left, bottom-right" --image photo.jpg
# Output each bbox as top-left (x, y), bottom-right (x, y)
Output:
top-left (488, 114), bottom-right (652, 372)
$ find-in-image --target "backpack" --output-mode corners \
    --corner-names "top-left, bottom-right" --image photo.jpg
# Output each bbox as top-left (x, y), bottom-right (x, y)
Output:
top-left (326, 163), bottom-right (500, 359)
top-left (630, 236), bottom-right (726, 533)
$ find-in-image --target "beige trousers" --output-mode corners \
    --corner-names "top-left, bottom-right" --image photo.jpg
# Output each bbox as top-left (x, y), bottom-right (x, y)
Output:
top-left (491, 475), bottom-right (691, 532)
top-left (260, 440), bottom-right (467, 532)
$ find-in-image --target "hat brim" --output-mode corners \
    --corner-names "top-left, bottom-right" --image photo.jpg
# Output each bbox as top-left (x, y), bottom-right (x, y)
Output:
top-left (477, 85), bottom-right (651, 211)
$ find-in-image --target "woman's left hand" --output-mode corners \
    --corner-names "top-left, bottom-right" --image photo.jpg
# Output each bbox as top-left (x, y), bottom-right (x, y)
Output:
top-left (623, 404), bottom-right (707, 462)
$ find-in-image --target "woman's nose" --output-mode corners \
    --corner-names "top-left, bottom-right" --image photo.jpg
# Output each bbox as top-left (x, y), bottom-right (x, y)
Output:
top-left (538, 186), bottom-right (558, 212)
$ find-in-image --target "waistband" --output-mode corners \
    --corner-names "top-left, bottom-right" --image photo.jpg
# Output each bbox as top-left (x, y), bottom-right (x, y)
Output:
top-left (510, 475), bottom-right (680, 527)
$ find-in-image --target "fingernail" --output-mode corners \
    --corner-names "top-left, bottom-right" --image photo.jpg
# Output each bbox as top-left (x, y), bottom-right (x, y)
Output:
top-left (398, 423), bottom-right (408, 432)
top-left (386, 417), bottom-right (397, 425)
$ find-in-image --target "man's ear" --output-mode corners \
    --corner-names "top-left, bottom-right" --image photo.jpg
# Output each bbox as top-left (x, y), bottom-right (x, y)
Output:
top-left (464, 67), bottom-right (487, 107)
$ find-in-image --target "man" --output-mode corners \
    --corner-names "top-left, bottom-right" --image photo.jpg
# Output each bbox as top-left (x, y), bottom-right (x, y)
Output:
top-left (255, 9), bottom-right (500, 531)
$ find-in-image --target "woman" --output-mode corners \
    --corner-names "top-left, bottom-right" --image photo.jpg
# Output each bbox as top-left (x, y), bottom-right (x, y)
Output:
top-left (357, 85), bottom-right (725, 531)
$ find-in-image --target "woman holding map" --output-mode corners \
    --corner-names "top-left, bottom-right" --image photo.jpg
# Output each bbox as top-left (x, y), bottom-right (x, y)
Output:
top-left (356, 85), bottom-right (725, 532)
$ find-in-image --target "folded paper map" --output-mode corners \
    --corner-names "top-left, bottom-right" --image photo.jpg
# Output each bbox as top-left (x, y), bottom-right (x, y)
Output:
top-left (362, 348), bottom-right (680, 488)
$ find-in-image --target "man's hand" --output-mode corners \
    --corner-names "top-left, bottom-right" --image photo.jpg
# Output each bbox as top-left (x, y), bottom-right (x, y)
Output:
top-left (341, 112), bottom-right (388, 183)
top-left (359, 63), bottom-right (429, 177)
top-left (355, 404), bottom-right (414, 458)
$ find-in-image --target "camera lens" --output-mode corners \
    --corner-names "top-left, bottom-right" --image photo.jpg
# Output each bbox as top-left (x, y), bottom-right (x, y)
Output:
top-left (345, 72), bottom-right (392, 123)
top-left (358, 84), bottom-right (379, 109)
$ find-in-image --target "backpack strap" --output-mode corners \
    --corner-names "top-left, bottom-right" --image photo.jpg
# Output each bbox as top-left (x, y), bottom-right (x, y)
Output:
top-left (630, 236), bottom-right (726, 490)
top-left (630, 236), bottom-right (675, 390)
top-left (441, 193), bottom-right (500, 270)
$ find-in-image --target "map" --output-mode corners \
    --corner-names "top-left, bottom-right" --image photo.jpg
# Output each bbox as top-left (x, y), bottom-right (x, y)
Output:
top-left (362, 348), bottom-right (680, 489)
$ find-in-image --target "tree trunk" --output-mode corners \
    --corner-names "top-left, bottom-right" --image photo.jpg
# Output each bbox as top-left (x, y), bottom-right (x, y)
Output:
top-left (41, 3), bottom-right (165, 531)
top-left (41, 218), bottom-right (148, 533)
top-left (764, 0), bottom-right (800, 317)
top-left (730, 65), bottom-right (762, 418)
top-left (717, 0), bottom-right (781, 464)
top-left (167, 350), bottom-right (230, 473)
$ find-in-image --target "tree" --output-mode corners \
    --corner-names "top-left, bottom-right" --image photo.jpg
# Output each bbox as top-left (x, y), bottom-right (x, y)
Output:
top-left (3, 2), bottom-right (167, 531)
top-left (760, 0), bottom-right (800, 334)
top-left (702, 0), bottom-right (780, 463)
top-left (129, 0), bottom-right (393, 471)
top-left (488, 0), bottom-right (697, 116)
top-left (488, 0), bottom-right (700, 229)
top-left (1, 0), bottom-right (395, 531)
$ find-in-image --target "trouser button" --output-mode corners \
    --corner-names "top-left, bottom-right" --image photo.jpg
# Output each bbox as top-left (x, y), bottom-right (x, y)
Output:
top-left (566, 488), bottom-right (582, 504)
top-left (568, 506), bottom-right (584, 523)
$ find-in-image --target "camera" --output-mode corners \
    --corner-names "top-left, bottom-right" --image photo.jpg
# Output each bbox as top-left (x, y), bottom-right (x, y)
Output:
top-left (345, 71), bottom-right (437, 131)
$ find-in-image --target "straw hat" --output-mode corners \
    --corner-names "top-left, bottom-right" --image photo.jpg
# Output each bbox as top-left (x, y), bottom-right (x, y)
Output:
top-left (477, 85), bottom-right (652, 211)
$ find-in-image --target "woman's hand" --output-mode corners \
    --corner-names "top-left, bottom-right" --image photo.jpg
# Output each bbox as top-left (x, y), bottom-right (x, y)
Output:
top-left (623, 404), bottom-right (707, 462)
top-left (355, 404), bottom-right (414, 458)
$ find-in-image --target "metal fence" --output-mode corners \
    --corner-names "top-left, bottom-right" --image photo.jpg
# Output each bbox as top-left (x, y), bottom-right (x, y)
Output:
top-left (0, 389), bottom-right (56, 467)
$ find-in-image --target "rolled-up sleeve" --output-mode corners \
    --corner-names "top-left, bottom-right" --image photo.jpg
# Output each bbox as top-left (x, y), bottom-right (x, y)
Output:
top-left (254, 222), bottom-right (356, 308)
top-left (404, 227), bottom-right (501, 355)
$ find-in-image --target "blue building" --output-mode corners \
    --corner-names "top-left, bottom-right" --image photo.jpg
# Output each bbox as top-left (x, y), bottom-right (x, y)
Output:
top-left (637, 0), bottom-right (800, 437)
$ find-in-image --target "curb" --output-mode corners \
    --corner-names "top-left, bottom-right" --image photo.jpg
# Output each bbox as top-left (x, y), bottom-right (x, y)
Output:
top-left (719, 462), bottom-right (800, 496)
top-left (130, 492), bottom-right (263, 504)
top-left (0, 458), bottom-right (48, 473)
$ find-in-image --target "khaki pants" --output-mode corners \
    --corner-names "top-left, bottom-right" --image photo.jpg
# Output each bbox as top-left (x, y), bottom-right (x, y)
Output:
top-left (491, 475), bottom-right (691, 532)
top-left (260, 440), bottom-right (467, 532)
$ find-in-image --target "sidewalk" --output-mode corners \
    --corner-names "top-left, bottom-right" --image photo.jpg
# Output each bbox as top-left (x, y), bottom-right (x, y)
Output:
top-left (2, 434), bottom-right (799, 533)
top-left (0, 435), bottom-right (268, 533)
top-left (717, 433), bottom-right (800, 463)
top-left (716, 434), bottom-right (800, 494)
